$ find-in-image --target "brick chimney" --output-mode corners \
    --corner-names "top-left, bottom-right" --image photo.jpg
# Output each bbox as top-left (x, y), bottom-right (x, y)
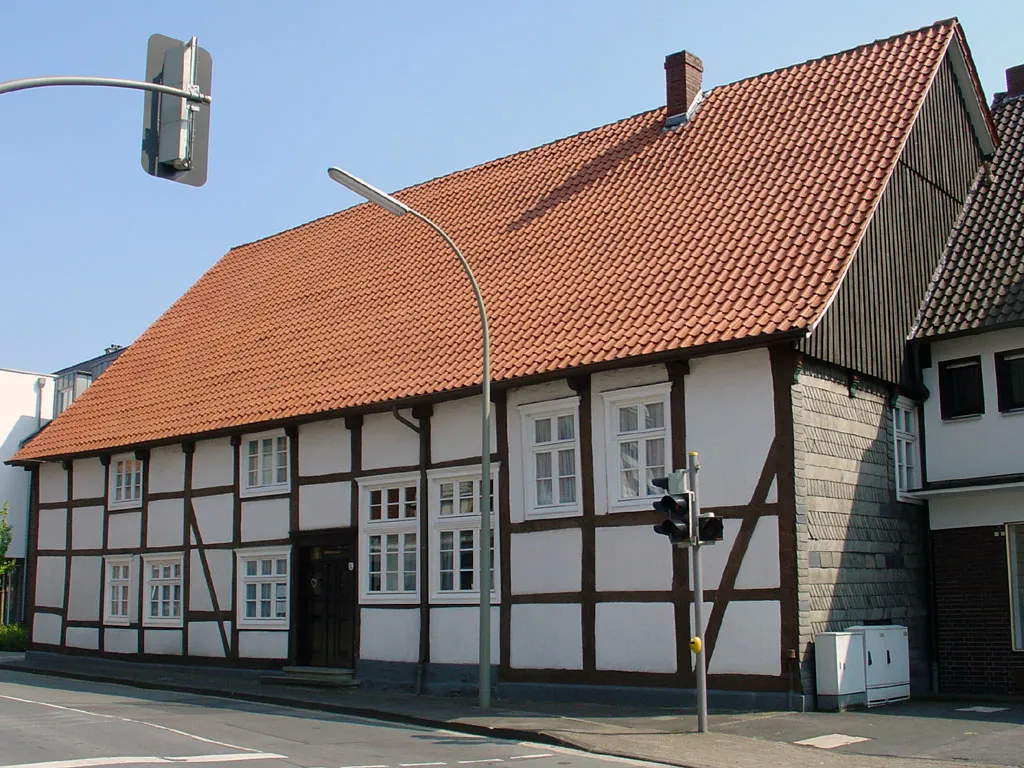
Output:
top-left (665, 50), bottom-right (703, 125)
top-left (1008, 64), bottom-right (1024, 98)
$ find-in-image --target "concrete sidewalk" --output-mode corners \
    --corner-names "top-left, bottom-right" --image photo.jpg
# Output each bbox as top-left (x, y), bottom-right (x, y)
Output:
top-left (0, 652), bottom-right (1017, 768)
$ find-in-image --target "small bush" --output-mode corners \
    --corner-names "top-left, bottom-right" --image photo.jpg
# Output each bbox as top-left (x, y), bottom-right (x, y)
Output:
top-left (0, 623), bottom-right (28, 651)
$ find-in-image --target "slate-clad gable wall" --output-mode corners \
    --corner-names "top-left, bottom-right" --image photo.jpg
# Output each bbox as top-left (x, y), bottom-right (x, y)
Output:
top-left (800, 56), bottom-right (984, 385)
top-left (792, 360), bottom-right (929, 693)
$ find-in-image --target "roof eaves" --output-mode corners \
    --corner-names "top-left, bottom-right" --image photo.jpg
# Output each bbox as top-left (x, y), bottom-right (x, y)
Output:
top-left (946, 20), bottom-right (999, 157)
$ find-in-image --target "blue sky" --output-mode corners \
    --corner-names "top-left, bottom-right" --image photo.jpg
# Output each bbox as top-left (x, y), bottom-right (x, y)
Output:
top-left (1, 1), bottom-right (1020, 373)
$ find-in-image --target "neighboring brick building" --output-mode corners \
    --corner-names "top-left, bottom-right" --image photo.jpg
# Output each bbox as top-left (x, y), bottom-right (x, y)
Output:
top-left (912, 65), bottom-right (1024, 695)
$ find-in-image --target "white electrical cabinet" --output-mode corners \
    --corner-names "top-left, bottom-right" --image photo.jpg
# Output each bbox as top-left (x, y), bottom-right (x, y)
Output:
top-left (847, 625), bottom-right (910, 706)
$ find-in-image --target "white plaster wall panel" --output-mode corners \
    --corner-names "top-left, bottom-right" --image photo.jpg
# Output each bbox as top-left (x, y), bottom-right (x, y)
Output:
top-left (506, 380), bottom-right (577, 523)
top-left (429, 606), bottom-right (500, 664)
top-left (0, 371), bottom-right (53, 559)
top-left (431, 396), bottom-right (497, 464)
top-left (34, 556), bottom-right (65, 608)
top-left (192, 438), bottom-right (234, 489)
top-left (930, 488), bottom-right (1024, 530)
top-left (32, 612), bottom-right (61, 645)
top-left (241, 497), bottom-right (290, 542)
top-left (148, 445), bottom-right (185, 494)
top-left (510, 603), bottom-right (583, 669)
top-left (37, 508), bottom-right (67, 551)
top-left (189, 622), bottom-right (228, 657)
top-left (591, 365), bottom-right (670, 515)
top-left (706, 600), bottom-right (780, 675)
top-left (66, 626), bottom-right (99, 650)
top-left (360, 608), bottom-right (420, 662)
top-left (595, 602), bottom-right (676, 672)
top-left (72, 458), bottom-right (104, 500)
top-left (238, 630), bottom-right (288, 659)
top-left (510, 529), bottom-right (582, 594)
top-left (192, 494), bottom-right (234, 544)
top-left (39, 462), bottom-right (67, 504)
top-left (299, 482), bottom-right (352, 530)
top-left (189, 549), bottom-right (233, 612)
top-left (361, 410), bottom-right (420, 471)
top-left (299, 419), bottom-right (351, 476)
top-left (107, 511), bottom-right (141, 550)
top-left (71, 506), bottom-right (103, 550)
top-left (67, 556), bottom-right (101, 621)
top-left (924, 328), bottom-right (1024, 482)
top-left (147, 499), bottom-right (184, 548)
top-left (685, 348), bottom-right (775, 508)
top-left (688, 518), bottom-right (742, 590)
top-left (735, 516), bottom-right (781, 589)
top-left (595, 526), bottom-right (672, 592)
top-left (145, 629), bottom-right (183, 655)
top-left (104, 628), bottom-right (138, 654)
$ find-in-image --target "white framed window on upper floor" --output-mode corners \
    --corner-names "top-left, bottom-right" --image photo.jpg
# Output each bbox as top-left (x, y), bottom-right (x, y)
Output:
top-left (518, 397), bottom-right (582, 519)
top-left (601, 382), bottom-right (672, 512)
top-left (109, 453), bottom-right (143, 510)
top-left (142, 555), bottom-right (183, 628)
top-left (358, 472), bottom-right (420, 604)
top-left (236, 547), bottom-right (291, 629)
top-left (893, 397), bottom-right (922, 502)
top-left (428, 466), bottom-right (499, 604)
top-left (104, 555), bottom-right (133, 626)
top-left (241, 429), bottom-right (290, 497)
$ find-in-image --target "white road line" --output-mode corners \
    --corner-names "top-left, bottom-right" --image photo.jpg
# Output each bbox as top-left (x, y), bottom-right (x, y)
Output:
top-left (457, 761), bottom-right (504, 765)
top-left (434, 729), bottom-right (484, 739)
top-left (400, 763), bottom-right (447, 766)
top-left (509, 757), bottom-right (553, 761)
top-left (0, 695), bottom-right (259, 753)
top-left (338, 764), bottom-right (388, 768)
top-left (0, 754), bottom-right (286, 768)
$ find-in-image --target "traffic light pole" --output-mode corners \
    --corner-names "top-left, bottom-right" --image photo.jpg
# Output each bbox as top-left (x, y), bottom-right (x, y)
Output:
top-left (0, 75), bottom-right (210, 103)
top-left (688, 452), bottom-right (709, 734)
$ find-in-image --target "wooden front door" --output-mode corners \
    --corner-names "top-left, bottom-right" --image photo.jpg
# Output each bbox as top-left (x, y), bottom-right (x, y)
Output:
top-left (296, 534), bottom-right (357, 668)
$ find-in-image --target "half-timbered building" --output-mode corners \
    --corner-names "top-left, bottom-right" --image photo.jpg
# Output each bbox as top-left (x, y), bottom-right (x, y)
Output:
top-left (9, 20), bottom-right (996, 706)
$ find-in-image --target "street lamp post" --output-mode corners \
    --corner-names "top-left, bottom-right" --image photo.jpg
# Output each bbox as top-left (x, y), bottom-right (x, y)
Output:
top-left (327, 167), bottom-right (493, 708)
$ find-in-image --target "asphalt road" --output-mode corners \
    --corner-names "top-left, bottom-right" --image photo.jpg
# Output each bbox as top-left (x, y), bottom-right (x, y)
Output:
top-left (0, 670), bottom-right (656, 768)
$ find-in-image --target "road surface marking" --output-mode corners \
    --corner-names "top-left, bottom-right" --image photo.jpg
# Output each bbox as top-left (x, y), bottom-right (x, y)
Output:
top-left (508, 757), bottom-right (552, 762)
top-left (338, 764), bottom-right (388, 768)
top-left (433, 729), bottom-right (484, 739)
top-left (957, 706), bottom-right (1008, 713)
top-left (0, 695), bottom-right (259, 753)
top-left (457, 761), bottom-right (504, 765)
top-left (0, 754), bottom-right (286, 768)
top-left (400, 763), bottom-right (447, 766)
top-left (794, 733), bottom-right (871, 749)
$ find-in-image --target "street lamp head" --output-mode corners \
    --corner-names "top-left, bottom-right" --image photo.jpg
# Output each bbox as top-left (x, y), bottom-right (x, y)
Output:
top-left (327, 166), bottom-right (409, 217)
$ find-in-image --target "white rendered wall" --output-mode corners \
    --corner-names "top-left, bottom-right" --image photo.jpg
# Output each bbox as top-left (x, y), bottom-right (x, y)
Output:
top-left (34, 556), bottom-right (65, 607)
top-left (238, 630), bottom-right (287, 658)
top-left (431, 396), bottom-right (497, 464)
top-left (147, 499), bottom-right (184, 548)
top-left (930, 487), bottom-right (1024, 530)
top-left (510, 603), bottom-right (582, 669)
top-left (38, 462), bottom-right (67, 504)
top-left (686, 348), bottom-right (775, 508)
top-left (72, 458), bottom-right (104, 500)
top-left (362, 410), bottom-right (420, 470)
top-left (189, 549), bottom-right (233, 611)
top-left (298, 481), bottom-right (351, 530)
top-left (145, 629), bottom-right (183, 655)
top-left (37, 508), bottom-right (66, 551)
top-left (595, 526), bottom-right (672, 592)
top-left (66, 556), bottom-right (101, 621)
top-left (0, 370), bottom-right (53, 558)
top-left (192, 494), bottom-right (233, 544)
top-left (33, 612), bottom-right (61, 645)
top-left (923, 328), bottom-right (1024, 482)
top-left (299, 419), bottom-right (350, 476)
top-left (104, 627), bottom-right (138, 654)
top-left (510, 529), bottom-right (581, 594)
top-left (506, 380), bottom-right (577, 523)
top-left (66, 626), bottom-right (99, 650)
top-left (149, 446), bottom-right (185, 494)
top-left (240, 497), bottom-right (289, 541)
top-left (595, 602), bottom-right (676, 672)
top-left (107, 511), bottom-right (141, 550)
top-left (429, 606), bottom-right (500, 664)
top-left (189, 622), bottom-right (228, 657)
top-left (706, 600), bottom-right (781, 675)
top-left (71, 506), bottom-right (103, 550)
top-left (735, 516), bottom-right (781, 589)
top-left (360, 608), bottom-right (419, 662)
top-left (192, 438), bottom-right (234, 489)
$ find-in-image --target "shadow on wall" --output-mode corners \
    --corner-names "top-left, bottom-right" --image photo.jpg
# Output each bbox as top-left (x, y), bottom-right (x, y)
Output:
top-left (794, 361), bottom-right (931, 698)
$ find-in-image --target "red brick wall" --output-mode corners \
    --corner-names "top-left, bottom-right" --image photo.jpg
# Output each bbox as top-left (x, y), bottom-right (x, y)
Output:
top-left (933, 526), bottom-right (1024, 694)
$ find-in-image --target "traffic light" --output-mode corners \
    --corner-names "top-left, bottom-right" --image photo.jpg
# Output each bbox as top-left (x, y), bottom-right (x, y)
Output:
top-left (697, 514), bottom-right (724, 543)
top-left (652, 471), bottom-right (694, 545)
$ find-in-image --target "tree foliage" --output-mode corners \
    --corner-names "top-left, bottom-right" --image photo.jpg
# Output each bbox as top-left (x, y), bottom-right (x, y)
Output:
top-left (0, 501), bottom-right (14, 576)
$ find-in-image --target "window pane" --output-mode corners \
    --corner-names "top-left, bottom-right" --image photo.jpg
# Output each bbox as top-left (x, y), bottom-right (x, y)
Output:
top-left (620, 440), bottom-right (639, 469)
top-left (645, 401), bottom-right (664, 429)
top-left (369, 488), bottom-right (382, 520)
top-left (459, 481), bottom-right (474, 514)
top-left (621, 469), bottom-right (640, 499)
top-left (387, 487), bottom-right (400, 519)
top-left (260, 559), bottom-right (272, 576)
top-left (558, 449), bottom-right (576, 503)
top-left (534, 417), bottom-right (551, 444)
top-left (405, 486), bottom-right (417, 518)
top-left (276, 437), bottom-right (288, 484)
top-left (276, 558), bottom-right (287, 575)
top-left (619, 405), bottom-right (639, 434)
top-left (261, 438), bottom-right (273, 485)
top-left (557, 415), bottom-right (574, 441)
top-left (535, 451), bottom-right (552, 480)
top-left (440, 499), bottom-right (454, 516)
top-left (536, 478), bottom-right (553, 506)
top-left (941, 359), bottom-right (984, 418)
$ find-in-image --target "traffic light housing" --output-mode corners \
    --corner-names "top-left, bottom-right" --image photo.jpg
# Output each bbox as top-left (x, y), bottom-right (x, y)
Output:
top-left (697, 514), bottom-right (724, 543)
top-left (652, 474), bottom-right (694, 544)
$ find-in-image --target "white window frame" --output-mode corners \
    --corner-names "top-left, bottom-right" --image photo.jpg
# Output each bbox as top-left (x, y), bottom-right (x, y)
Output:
top-left (601, 382), bottom-right (672, 512)
top-left (1008, 524), bottom-right (1024, 651)
top-left (519, 397), bottom-right (582, 519)
top-left (358, 471), bottom-right (421, 604)
top-left (236, 546), bottom-right (291, 629)
top-left (109, 453), bottom-right (144, 510)
top-left (428, 465), bottom-right (500, 604)
top-left (103, 555), bottom-right (133, 626)
top-left (240, 429), bottom-right (290, 498)
top-left (893, 397), bottom-right (923, 502)
top-left (142, 555), bottom-right (184, 628)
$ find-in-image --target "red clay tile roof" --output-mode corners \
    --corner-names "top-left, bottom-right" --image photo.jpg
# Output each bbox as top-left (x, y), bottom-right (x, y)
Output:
top-left (16, 21), bottom-right (965, 461)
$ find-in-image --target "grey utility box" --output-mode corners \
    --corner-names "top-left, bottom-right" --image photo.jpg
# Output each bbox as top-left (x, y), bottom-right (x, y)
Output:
top-left (815, 625), bottom-right (910, 710)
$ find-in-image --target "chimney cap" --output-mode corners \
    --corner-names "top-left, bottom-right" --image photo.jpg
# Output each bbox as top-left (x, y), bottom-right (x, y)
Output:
top-left (1006, 64), bottom-right (1024, 99)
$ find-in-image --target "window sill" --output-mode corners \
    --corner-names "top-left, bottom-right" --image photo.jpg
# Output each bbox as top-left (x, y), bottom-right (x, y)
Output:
top-left (999, 407), bottom-right (1024, 417)
top-left (896, 492), bottom-right (926, 506)
top-left (941, 414), bottom-right (984, 423)
top-left (360, 593), bottom-right (420, 606)
top-left (240, 483), bottom-right (291, 499)
top-left (142, 618), bottom-right (183, 629)
top-left (108, 498), bottom-right (142, 511)
top-left (525, 506), bottom-right (582, 520)
top-left (605, 498), bottom-right (660, 514)
top-left (103, 617), bottom-right (131, 627)
top-left (237, 620), bottom-right (289, 630)
top-left (430, 592), bottom-right (500, 606)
